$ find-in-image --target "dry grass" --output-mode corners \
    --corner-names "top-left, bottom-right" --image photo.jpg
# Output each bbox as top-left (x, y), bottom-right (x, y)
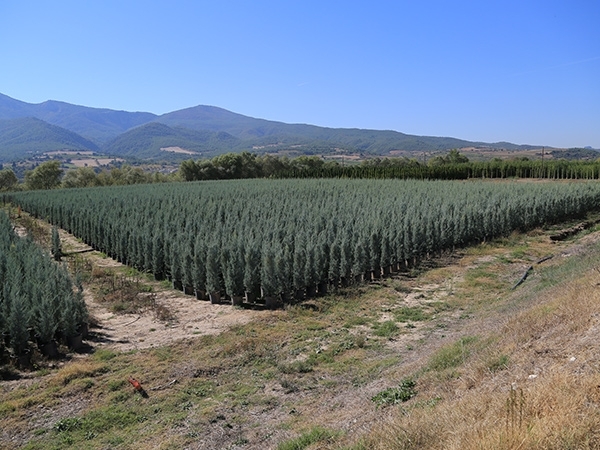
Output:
top-left (349, 268), bottom-right (600, 450)
top-left (51, 360), bottom-right (110, 387)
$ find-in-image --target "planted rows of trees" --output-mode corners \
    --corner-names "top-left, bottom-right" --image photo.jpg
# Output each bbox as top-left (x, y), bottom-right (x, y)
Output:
top-left (4, 179), bottom-right (600, 307)
top-left (180, 151), bottom-right (600, 182)
top-left (279, 157), bottom-right (600, 181)
top-left (0, 211), bottom-right (88, 366)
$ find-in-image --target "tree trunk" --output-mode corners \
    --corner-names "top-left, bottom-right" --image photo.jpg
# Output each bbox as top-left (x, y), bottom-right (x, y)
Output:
top-left (11, 350), bottom-right (31, 370)
top-left (40, 341), bottom-right (59, 359)
top-left (184, 285), bottom-right (195, 296)
top-left (67, 333), bottom-right (83, 351)
top-left (209, 291), bottom-right (221, 304)
top-left (245, 291), bottom-right (256, 304)
top-left (77, 322), bottom-right (89, 339)
top-left (317, 281), bottom-right (328, 296)
top-left (264, 296), bottom-right (279, 309)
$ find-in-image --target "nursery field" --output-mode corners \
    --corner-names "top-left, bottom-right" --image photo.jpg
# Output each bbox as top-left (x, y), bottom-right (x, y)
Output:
top-left (2, 194), bottom-right (600, 449)
top-left (4, 178), bottom-right (600, 308)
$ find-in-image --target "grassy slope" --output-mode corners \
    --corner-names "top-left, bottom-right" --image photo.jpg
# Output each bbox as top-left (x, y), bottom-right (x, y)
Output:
top-left (2, 211), bottom-right (600, 449)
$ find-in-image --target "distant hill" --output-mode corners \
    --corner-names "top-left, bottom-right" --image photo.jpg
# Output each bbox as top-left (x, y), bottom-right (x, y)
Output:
top-left (0, 117), bottom-right (98, 161)
top-left (0, 92), bottom-right (565, 163)
top-left (0, 93), bottom-right (156, 144)
top-left (156, 105), bottom-right (479, 153)
top-left (103, 122), bottom-right (241, 160)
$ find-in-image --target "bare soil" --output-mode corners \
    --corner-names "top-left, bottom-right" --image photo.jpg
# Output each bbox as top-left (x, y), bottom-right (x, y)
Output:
top-left (58, 229), bottom-right (259, 353)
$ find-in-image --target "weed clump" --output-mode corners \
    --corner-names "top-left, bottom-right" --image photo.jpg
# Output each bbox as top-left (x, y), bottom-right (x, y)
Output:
top-left (371, 378), bottom-right (417, 407)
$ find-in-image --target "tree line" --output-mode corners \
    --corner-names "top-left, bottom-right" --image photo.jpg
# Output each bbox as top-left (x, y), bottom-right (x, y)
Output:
top-left (3, 150), bottom-right (600, 193)
top-left (0, 161), bottom-right (176, 191)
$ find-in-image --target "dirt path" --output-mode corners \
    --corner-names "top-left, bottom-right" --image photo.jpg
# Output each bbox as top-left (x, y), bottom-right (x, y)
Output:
top-left (58, 229), bottom-right (259, 353)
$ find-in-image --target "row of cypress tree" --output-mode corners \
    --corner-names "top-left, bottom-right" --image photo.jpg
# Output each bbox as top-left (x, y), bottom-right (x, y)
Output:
top-left (278, 159), bottom-right (600, 181)
top-left (4, 178), bottom-right (600, 305)
top-left (0, 211), bottom-right (87, 360)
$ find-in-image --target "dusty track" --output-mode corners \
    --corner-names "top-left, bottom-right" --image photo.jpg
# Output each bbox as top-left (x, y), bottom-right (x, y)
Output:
top-left (58, 228), bottom-right (259, 352)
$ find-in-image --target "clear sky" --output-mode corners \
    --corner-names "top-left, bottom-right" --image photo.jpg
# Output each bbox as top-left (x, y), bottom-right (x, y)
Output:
top-left (0, 0), bottom-right (598, 148)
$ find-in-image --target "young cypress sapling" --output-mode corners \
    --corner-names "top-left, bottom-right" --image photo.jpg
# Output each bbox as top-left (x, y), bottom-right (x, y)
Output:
top-left (51, 226), bottom-right (62, 261)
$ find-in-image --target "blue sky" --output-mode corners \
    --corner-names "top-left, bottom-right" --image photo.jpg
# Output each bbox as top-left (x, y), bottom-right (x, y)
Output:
top-left (0, 0), bottom-right (598, 148)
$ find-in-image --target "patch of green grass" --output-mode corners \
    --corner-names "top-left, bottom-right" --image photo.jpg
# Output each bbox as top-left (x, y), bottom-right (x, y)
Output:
top-left (81, 406), bottom-right (147, 433)
top-left (54, 417), bottom-right (82, 433)
top-left (486, 354), bottom-right (509, 373)
top-left (536, 244), bottom-right (600, 290)
top-left (463, 266), bottom-right (505, 291)
top-left (392, 282), bottom-right (412, 294)
top-left (428, 336), bottom-right (479, 372)
top-left (277, 426), bottom-right (340, 450)
top-left (371, 378), bottom-right (417, 407)
top-left (278, 360), bottom-right (314, 374)
top-left (429, 301), bottom-right (454, 313)
top-left (343, 315), bottom-right (370, 328)
top-left (92, 348), bottom-right (117, 362)
top-left (510, 246), bottom-right (528, 260)
top-left (349, 355), bottom-right (401, 387)
top-left (372, 320), bottom-right (400, 338)
top-left (394, 306), bottom-right (431, 322)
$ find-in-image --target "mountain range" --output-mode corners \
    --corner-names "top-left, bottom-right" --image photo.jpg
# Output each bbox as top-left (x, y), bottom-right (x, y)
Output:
top-left (0, 92), bottom-right (545, 163)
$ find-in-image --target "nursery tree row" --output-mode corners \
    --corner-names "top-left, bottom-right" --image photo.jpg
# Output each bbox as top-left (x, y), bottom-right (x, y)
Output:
top-left (0, 211), bottom-right (88, 359)
top-left (180, 152), bottom-right (600, 183)
top-left (278, 158), bottom-right (600, 181)
top-left (4, 179), bottom-right (600, 305)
